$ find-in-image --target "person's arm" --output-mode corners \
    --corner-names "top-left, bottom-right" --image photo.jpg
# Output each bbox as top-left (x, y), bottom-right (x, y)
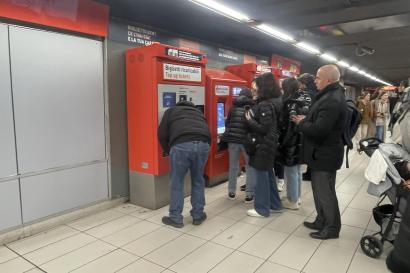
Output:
top-left (158, 110), bottom-right (171, 155)
top-left (225, 109), bottom-right (232, 127)
top-left (246, 105), bottom-right (272, 134)
top-left (297, 100), bottom-right (341, 139)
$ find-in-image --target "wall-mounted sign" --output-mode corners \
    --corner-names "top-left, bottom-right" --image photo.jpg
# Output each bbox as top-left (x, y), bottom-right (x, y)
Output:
top-left (165, 48), bottom-right (203, 61)
top-left (163, 63), bottom-right (201, 82)
top-left (215, 85), bottom-right (230, 96)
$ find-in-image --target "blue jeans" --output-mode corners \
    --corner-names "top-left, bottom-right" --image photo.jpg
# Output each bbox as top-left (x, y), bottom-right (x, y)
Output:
top-left (169, 141), bottom-right (210, 224)
top-left (284, 165), bottom-right (302, 203)
top-left (253, 167), bottom-right (282, 216)
top-left (375, 125), bottom-right (384, 141)
top-left (228, 143), bottom-right (255, 197)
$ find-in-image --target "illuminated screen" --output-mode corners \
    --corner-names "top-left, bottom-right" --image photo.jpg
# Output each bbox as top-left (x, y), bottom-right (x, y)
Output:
top-left (232, 87), bottom-right (242, 96)
top-left (163, 92), bottom-right (176, 108)
top-left (217, 102), bottom-right (225, 134)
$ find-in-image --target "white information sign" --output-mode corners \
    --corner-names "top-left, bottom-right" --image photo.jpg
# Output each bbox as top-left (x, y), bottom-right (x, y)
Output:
top-left (163, 63), bottom-right (201, 82)
top-left (215, 85), bottom-right (229, 96)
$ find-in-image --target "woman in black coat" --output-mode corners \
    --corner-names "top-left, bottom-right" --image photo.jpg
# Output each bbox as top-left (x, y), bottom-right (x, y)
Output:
top-left (245, 72), bottom-right (283, 217)
top-left (279, 78), bottom-right (311, 210)
top-left (222, 88), bottom-right (255, 202)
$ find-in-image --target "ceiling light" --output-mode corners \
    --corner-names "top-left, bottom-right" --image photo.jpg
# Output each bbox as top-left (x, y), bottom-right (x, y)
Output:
top-left (349, 66), bottom-right (359, 72)
top-left (189, 0), bottom-right (250, 22)
top-left (337, 60), bottom-right (350, 68)
top-left (295, 42), bottom-right (321, 55)
top-left (358, 70), bottom-right (367, 75)
top-left (320, 53), bottom-right (338, 62)
top-left (255, 24), bottom-right (295, 43)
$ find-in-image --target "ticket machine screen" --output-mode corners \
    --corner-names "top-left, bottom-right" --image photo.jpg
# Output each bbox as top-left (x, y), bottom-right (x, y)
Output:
top-left (232, 87), bottom-right (242, 96)
top-left (217, 102), bottom-right (225, 134)
top-left (163, 92), bottom-right (176, 107)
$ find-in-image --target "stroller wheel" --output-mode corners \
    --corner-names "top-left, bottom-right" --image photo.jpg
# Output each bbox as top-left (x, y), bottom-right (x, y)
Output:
top-left (360, 235), bottom-right (383, 258)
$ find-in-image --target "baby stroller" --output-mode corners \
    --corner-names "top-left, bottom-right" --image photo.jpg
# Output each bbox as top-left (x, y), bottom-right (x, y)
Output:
top-left (358, 138), bottom-right (409, 258)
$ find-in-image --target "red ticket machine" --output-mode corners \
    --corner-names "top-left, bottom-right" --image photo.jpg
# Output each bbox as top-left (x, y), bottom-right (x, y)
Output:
top-left (204, 69), bottom-right (247, 186)
top-left (226, 63), bottom-right (282, 88)
top-left (126, 43), bottom-right (207, 209)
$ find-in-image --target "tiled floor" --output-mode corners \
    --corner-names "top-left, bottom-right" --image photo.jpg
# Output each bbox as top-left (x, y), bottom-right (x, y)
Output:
top-left (0, 151), bottom-right (393, 273)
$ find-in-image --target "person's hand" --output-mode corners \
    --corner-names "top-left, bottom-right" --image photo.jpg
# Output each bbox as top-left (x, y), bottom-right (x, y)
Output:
top-left (291, 115), bottom-right (305, 124)
top-left (245, 111), bottom-right (252, 121)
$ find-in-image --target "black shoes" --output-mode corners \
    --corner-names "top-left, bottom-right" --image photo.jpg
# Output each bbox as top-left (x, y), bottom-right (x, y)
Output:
top-left (303, 221), bottom-right (323, 231)
top-left (162, 216), bottom-right (183, 228)
top-left (244, 196), bottom-right (254, 203)
top-left (193, 212), bottom-right (207, 226)
top-left (309, 230), bottom-right (339, 240)
top-left (302, 173), bottom-right (311, 181)
top-left (240, 184), bottom-right (246, 191)
top-left (228, 193), bottom-right (236, 200)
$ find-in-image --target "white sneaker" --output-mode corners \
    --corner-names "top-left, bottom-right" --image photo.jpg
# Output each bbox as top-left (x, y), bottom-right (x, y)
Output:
top-left (247, 209), bottom-right (265, 217)
top-left (277, 179), bottom-right (285, 192)
top-left (282, 200), bottom-right (300, 210)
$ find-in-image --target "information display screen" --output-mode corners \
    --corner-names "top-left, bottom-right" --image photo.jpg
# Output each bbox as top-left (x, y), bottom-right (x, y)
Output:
top-left (232, 87), bottom-right (242, 96)
top-left (163, 92), bottom-right (176, 107)
top-left (217, 102), bottom-right (225, 134)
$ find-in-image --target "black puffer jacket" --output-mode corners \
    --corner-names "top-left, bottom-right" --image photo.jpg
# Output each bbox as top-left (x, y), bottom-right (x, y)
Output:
top-left (279, 91), bottom-right (312, 166)
top-left (297, 82), bottom-right (347, 171)
top-left (221, 95), bottom-right (255, 144)
top-left (246, 97), bottom-right (282, 171)
top-left (158, 101), bottom-right (211, 154)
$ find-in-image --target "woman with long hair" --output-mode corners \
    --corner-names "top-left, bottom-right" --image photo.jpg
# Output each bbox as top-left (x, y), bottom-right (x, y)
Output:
top-left (245, 73), bottom-right (283, 217)
top-left (373, 91), bottom-right (390, 141)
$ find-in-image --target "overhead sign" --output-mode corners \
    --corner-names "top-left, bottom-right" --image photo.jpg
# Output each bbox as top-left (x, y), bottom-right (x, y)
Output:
top-left (163, 63), bottom-right (201, 82)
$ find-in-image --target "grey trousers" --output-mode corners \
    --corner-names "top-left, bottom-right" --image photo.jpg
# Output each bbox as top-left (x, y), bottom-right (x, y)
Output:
top-left (311, 170), bottom-right (341, 233)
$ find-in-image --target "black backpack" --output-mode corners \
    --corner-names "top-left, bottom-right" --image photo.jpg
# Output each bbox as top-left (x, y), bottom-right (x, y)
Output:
top-left (342, 99), bottom-right (362, 168)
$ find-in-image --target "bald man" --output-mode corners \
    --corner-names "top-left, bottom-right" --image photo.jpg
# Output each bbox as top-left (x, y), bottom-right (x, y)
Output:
top-left (292, 65), bottom-right (347, 240)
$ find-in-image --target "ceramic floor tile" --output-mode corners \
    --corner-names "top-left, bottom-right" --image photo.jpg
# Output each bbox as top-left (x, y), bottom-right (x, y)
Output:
top-left (0, 257), bottom-right (34, 273)
top-left (337, 183), bottom-right (362, 195)
top-left (205, 199), bottom-right (238, 218)
top-left (269, 235), bottom-right (320, 270)
top-left (218, 204), bottom-right (248, 221)
top-left (144, 234), bottom-right (206, 268)
top-left (71, 249), bottom-right (138, 273)
top-left (342, 208), bottom-right (372, 229)
top-left (39, 240), bottom-right (116, 273)
top-left (114, 203), bottom-right (143, 214)
top-left (265, 213), bottom-right (307, 234)
top-left (170, 242), bottom-right (233, 273)
top-left (303, 243), bottom-right (355, 273)
top-left (240, 212), bottom-right (278, 227)
top-left (238, 228), bottom-right (289, 259)
top-left (347, 253), bottom-right (391, 273)
top-left (0, 246), bottom-right (18, 263)
top-left (129, 207), bottom-right (162, 220)
top-left (67, 209), bottom-right (124, 231)
top-left (211, 221), bottom-right (260, 249)
top-left (208, 251), bottom-right (264, 273)
top-left (187, 216), bottom-right (236, 240)
top-left (102, 221), bottom-right (161, 247)
top-left (122, 226), bottom-right (182, 257)
top-left (24, 233), bottom-right (96, 265)
top-left (292, 224), bottom-right (315, 239)
top-left (117, 258), bottom-right (165, 273)
top-left (85, 215), bottom-right (141, 238)
top-left (24, 268), bottom-right (44, 273)
top-left (337, 192), bottom-right (355, 207)
top-left (7, 225), bottom-right (79, 255)
top-left (323, 225), bottom-right (364, 251)
top-left (348, 194), bottom-right (379, 211)
top-left (256, 261), bottom-right (300, 273)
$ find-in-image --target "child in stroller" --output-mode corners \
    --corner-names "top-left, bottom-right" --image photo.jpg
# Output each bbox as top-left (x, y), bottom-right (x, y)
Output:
top-left (358, 138), bottom-right (410, 259)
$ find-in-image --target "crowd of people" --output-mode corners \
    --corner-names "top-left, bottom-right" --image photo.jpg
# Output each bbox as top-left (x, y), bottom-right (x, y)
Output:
top-left (157, 64), bottom-right (410, 242)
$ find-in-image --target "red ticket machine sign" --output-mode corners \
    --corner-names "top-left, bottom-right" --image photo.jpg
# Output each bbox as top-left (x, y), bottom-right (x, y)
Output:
top-left (126, 43), bottom-right (207, 177)
top-left (205, 69), bottom-right (247, 186)
top-left (225, 63), bottom-right (281, 88)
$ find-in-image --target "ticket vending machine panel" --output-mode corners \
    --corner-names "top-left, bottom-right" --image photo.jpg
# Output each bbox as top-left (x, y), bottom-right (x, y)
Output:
top-left (205, 69), bottom-right (247, 186)
top-left (126, 43), bottom-right (207, 209)
top-left (226, 63), bottom-right (282, 88)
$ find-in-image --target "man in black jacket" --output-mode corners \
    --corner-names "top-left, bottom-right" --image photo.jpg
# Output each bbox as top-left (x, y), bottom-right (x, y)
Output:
top-left (292, 65), bottom-right (347, 240)
top-left (158, 100), bottom-right (211, 228)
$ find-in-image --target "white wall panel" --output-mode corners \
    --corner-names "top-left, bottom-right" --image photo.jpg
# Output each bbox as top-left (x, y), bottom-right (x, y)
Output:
top-left (0, 24), bottom-right (18, 178)
top-left (9, 26), bottom-right (106, 173)
top-left (0, 180), bottom-right (22, 230)
top-left (20, 162), bottom-right (108, 223)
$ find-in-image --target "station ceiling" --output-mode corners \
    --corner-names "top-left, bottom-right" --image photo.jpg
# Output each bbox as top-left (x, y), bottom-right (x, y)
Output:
top-left (101, 0), bottom-right (410, 86)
